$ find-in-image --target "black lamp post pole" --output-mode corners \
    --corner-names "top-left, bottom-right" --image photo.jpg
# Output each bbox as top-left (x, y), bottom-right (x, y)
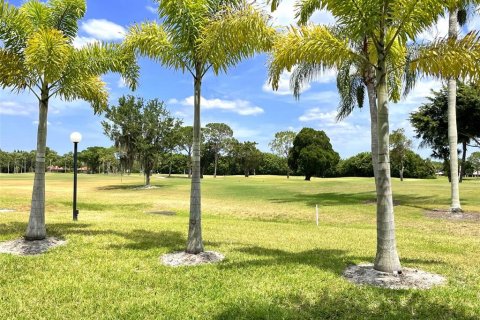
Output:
top-left (73, 141), bottom-right (79, 221)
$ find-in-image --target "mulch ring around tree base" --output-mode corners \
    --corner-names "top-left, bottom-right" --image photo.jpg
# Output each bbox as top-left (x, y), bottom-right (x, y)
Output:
top-left (161, 251), bottom-right (225, 267)
top-left (343, 263), bottom-right (446, 290)
top-left (0, 237), bottom-right (66, 256)
top-left (425, 209), bottom-right (480, 222)
top-left (133, 185), bottom-right (160, 190)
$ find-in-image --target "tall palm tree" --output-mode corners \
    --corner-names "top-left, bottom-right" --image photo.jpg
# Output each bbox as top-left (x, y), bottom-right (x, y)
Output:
top-left (269, 0), bottom-right (480, 272)
top-left (447, 7), bottom-right (463, 212)
top-left (124, 0), bottom-right (273, 254)
top-left (445, 1), bottom-right (479, 212)
top-left (0, 0), bottom-right (137, 240)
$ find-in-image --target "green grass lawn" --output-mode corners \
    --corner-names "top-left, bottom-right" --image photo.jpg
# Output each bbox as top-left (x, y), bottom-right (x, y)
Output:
top-left (0, 173), bottom-right (479, 319)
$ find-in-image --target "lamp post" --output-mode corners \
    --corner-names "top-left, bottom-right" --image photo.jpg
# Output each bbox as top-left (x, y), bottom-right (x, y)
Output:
top-left (70, 132), bottom-right (82, 221)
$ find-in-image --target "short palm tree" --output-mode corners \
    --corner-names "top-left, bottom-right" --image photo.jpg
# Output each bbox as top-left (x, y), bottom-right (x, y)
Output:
top-left (124, 0), bottom-right (273, 254)
top-left (269, 0), bottom-right (480, 272)
top-left (0, 0), bottom-right (138, 240)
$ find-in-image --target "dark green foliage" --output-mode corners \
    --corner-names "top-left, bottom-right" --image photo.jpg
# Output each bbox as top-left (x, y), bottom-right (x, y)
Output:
top-left (258, 153), bottom-right (288, 175)
top-left (102, 95), bottom-right (181, 184)
top-left (391, 150), bottom-right (436, 179)
top-left (336, 152), bottom-right (374, 177)
top-left (288, 128), bottom-right (340, 180)
top-left (79, 146), bottom-right (105, 173)
top-left (410, 82), bottom-right (480, 160)
top-left (231, 141), bottom-right (263, 177)
top-left (336, 151), bottom-right (435, 179)
top-left (410, 82), bottom-right (480, 181)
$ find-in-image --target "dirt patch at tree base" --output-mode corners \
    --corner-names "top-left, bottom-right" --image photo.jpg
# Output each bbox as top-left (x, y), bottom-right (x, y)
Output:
top-left (161, 251), bottom-right (225, 267)
top-left (425, 209), bottom-right (480, 222)
top-left (343, 263), bottom-right (445, 290)
top-left (133, 185), bottom-right (160, 190)
top-left (0, 237), bottom-right (66, 256)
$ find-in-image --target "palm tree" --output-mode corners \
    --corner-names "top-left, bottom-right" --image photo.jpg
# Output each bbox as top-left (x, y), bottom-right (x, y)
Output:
top-left (268, 0), bottom-right (480, 272)
top-left (124, 0), bottom-right (273, 254)
top-left (445, 1), bottom-right (479, 212)
top-left (0, 0), bottom-right (137, 240)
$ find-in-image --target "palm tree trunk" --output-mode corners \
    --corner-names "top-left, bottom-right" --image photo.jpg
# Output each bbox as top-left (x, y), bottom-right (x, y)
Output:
top-left (26, 89), bottom-right (49, 240)
top-left (188, 150), bottom-right (192, 178)
top-left (373, 41), bottom-right (401, 273)
top-left (448, 8), bottom-right (462, 212)
top-left (366, 76), bottom-right (379, 184)
top-left (460, 141), bottom-right (467, 183)
top-left (186, 68), bottom-right (204, 254)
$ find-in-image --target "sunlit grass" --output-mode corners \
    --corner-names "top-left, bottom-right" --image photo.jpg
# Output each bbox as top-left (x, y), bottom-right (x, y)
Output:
top-left (0, 173), bottom-right (479, 319)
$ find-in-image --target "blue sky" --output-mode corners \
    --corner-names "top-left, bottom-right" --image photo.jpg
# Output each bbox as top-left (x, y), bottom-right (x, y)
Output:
top-left (1, 0), bottom-right (479, 159)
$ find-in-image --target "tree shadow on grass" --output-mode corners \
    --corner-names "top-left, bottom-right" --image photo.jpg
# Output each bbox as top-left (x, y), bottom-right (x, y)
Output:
top-left (219, 245), bottom-right (446, 276)
top-left (269, 191), bottom-right (443, 211)
top-left (215, 291), bottom-right (477, 320)
top-left (1, 222), bottom-right (186, 252)
top-left (56, 201), bottom-right (150, 212)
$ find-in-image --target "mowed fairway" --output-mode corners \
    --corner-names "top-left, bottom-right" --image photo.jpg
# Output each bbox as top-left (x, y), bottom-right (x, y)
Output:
top-left (0, 173), bottom-right (479, 319)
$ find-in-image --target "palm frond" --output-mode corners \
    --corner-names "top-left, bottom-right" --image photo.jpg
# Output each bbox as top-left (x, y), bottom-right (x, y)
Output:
top-left (410, 31), bottom-right (480, 81)
top-left (24, 27), bottom-right (72, 84)
top-left (0, 0), bottom-right (31, 53)
top-left (124, 22), bottom-right (187, 72)
top-left (0, 49), bottom-right (31, 91)
top-left (199, 3), bottom-right (274, 74)
top-left (268, 24), bottom-right (361, 91)
top-left (47, 0), bottom-right (86, 40)
top-left (56, 75), bottom-right (108, 113)
top-left (289, 62), bottom-right (328, 99)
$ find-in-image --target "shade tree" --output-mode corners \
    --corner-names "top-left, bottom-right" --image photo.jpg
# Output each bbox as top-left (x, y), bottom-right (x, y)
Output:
top-left (389, 129), bottom-right (413, 181)
top-left (269, 130), bottom-right (296, 178)
top-left (102, 95), bottom-right (181, 187)
top-left (204, 123), bottom-right (234, 178)
top-left (288, 128), bottom-right (339, 181)
top-left (410, 82), bottom-right (480, 182)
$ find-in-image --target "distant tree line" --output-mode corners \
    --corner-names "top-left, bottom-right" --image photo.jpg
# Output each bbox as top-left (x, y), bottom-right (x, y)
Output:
top-left (1, 122), bottom-right (444, 180)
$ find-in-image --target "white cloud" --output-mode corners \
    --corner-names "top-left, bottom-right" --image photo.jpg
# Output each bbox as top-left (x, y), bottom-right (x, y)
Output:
top-left (399, 78), bottom-right (443, 107)
top-left (173, 96), bottom-right (264, 116)
top-left (266, 0), bottom-right (334, 26)
top-left (146, 5), bottom-right (157, 14)
top-left (301, 90), bottom-right (339, 104)
top-left (263, 69), bottom-right (336, 96)
top-left (0, 101), bottom-right (35, 116)
top-left (299, 109), bottom-right (337, 122)
top-left (417, 16), bottom-right (449, 42)
top-left (81, 19), bottom-right (126, 41)
top-left (72, 36), bottom-right (99, 49)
